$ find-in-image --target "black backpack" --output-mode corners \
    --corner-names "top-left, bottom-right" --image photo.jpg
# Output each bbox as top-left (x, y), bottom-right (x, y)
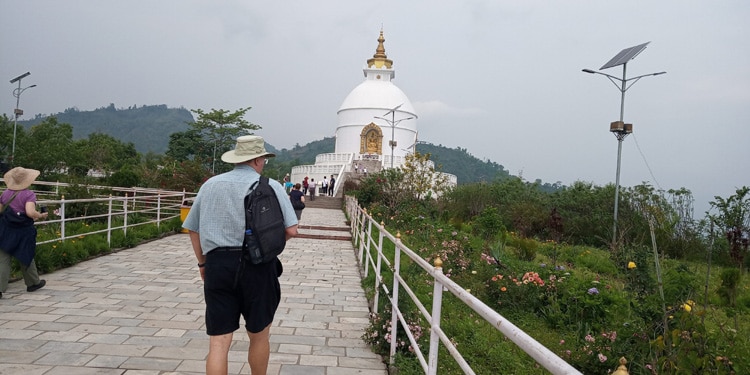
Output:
top-left (243, 176), bottom-right (287, 264)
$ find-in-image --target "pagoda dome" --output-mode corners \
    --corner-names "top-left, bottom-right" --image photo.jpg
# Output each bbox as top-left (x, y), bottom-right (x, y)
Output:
top-left (337, 79), bottom-right (415, 115)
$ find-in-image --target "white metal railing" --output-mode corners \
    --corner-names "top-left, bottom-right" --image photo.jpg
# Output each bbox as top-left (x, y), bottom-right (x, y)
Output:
top-left (331, 153), bottom-right (353, 197)
top-left (0, 180), bottom-right (196, 246)
top-left (345, 196), bottom-right (582, 375)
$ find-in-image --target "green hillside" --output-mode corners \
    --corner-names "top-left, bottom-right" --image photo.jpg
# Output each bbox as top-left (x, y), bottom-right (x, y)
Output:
top-left (416, 143), bottom-right (511, 184)
top-left (20, 104), bottom-right (193, 154)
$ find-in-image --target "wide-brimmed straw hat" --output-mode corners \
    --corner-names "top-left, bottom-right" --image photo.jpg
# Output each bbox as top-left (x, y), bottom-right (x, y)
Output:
top-left (3, 167), bottom-right (40, 190)
top-left (221, 135), bottom-right (276, 164)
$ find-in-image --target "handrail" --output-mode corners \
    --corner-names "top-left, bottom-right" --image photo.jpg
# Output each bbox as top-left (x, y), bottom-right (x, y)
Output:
top-left (345, 196), bottom-right (582, 375)
top-left (331, 152), bottom-right (354, 197)
top-left (0, 180), bottom-right (196, 247)
top-left (33, 192), bottom-right (188, 246)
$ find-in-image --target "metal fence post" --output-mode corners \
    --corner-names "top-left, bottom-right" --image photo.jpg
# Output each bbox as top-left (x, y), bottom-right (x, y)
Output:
top-left (107, 195), bottom-right (113, 246)
top-left (122, 195), bottom-right (128, 236)
top-left (389, 231), bottom-right (402, 364)
top-left (358, 208), bottom-right (367, 263)
top-left (364, 218), bottom-right (373, 277)
top-left (428, 257), bottom-right (444, 375)
top-left (60, 195), bottom-right (66, 239)
top-left (156, 192), bottom-right (161, 227)
top-left (373, 222), bottom-right (385, 314)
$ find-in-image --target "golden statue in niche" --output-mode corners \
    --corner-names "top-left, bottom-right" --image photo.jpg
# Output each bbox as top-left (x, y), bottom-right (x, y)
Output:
top-left (366, 132), bottom-right (379, 153)
top-left (360, 123), bottom-right (383, 155)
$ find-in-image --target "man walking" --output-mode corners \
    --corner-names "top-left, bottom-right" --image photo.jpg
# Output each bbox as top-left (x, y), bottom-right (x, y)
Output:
top-left (183, 135), bottom-right (298, 374)
top-left (308, 178), bottom-right (317, 201)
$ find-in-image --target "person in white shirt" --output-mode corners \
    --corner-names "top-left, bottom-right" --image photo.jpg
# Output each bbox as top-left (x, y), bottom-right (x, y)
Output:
top-left (308, 178), bottom-right (317, 201)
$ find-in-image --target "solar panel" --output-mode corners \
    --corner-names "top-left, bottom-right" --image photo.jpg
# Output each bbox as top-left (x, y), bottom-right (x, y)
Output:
top-left (600, 42), bottom-right (650, 70)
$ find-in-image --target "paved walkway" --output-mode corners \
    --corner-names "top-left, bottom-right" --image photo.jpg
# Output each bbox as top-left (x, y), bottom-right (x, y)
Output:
top-left (0, 208), bottom-right (388, 375)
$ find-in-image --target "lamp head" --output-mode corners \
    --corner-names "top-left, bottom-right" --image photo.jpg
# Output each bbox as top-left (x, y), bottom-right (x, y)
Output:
top-left (582, 69), bottom-right (597, 74)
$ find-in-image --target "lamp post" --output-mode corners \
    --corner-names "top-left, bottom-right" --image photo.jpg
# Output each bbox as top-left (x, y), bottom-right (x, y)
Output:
top-left (375, 103), bottom-right (413, 169)
top-left (10, 72), bottom-right (36, 166)
top-left (582, 42), bottom-right (665, 247)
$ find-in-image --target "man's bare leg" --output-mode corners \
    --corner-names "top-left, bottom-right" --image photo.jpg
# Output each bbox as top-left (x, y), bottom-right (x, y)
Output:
top-left (247, 324), bottom-right (271, 374)
top-left (207, 332), bottom-right (233, 374)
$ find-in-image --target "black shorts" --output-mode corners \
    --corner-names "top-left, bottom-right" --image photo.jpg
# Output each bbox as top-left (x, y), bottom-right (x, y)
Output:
top-left (203, 248), bottom-right (283, 335)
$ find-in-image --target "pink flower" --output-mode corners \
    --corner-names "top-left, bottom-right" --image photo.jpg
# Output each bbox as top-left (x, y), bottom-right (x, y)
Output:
top-left (598, 353), bottom-right (607, 362)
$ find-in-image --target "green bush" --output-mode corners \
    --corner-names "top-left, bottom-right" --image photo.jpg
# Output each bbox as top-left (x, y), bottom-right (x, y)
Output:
top-left (507, 235), bottom-right (538, 262)
top-left (718, 268), bottom-right (741, 307)
top-left (473, 206), bottom-right (505, 241)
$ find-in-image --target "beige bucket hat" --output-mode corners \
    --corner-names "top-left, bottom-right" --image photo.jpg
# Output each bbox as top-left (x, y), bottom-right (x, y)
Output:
top-left (220, 135), bottom-right (276, 164)
top-left (3, 167), bottom-right (40, 190)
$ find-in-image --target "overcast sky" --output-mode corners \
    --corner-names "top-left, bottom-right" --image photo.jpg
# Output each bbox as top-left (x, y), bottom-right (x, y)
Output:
top-left (1, 1), bottom-right (748, 217)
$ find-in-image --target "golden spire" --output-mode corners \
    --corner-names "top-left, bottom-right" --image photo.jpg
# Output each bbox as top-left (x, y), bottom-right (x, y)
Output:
top-left (367, 30), bottom-right (393, 69)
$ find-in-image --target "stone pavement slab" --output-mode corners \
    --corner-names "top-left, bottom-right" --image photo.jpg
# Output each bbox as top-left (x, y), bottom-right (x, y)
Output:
top-left (0, 208), bottom-right (387, 375)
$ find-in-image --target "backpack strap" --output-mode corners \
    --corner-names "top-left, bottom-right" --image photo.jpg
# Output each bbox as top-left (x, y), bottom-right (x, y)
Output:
top-left (2, 191), bottom-right (19, 212)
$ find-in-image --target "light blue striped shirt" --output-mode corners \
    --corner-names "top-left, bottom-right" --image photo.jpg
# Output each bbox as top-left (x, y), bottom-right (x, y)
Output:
top-left (182, 164), bottom-right (297, 254)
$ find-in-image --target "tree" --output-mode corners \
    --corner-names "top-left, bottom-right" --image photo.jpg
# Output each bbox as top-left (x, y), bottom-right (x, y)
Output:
top-left (709, 186), bottom-right (750, 269)
top-left (0, 114), bottom-right (16, 164)
top-left (400, 152), bottom-right (452, 200)
top-left (355, 153), bottom-right (453, 213)
top-left (15, 117), bottom-right (76, 176)
top-left (551, 181), bottom-right (613, 246)
top-left (75, 132), bottom-right (140, 176)
top-left (167, 107), bottom-right (261, 174)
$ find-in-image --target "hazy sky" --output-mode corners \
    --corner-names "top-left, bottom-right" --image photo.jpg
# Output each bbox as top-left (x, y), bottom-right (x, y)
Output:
top-left (1, 1), bottom-right (748, 216)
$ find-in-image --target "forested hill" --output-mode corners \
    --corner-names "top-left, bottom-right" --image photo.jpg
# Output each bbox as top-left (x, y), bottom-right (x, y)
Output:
top-left (19, 104), bottom-right (193, 154)
top-left (18, 105), bottom-right (519, 185)
top-left (269, 137), bottom-right (512, 185)
top-left (416, 143), bottom-right (511, 184)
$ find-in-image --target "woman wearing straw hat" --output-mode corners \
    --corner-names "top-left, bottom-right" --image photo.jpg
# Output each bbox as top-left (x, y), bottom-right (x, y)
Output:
top-left (0, 167), bottom-right (48, 299)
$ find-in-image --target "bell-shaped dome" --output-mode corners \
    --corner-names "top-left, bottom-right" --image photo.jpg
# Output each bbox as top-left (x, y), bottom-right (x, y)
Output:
top-left (337, 79), bottom-right (415, 114)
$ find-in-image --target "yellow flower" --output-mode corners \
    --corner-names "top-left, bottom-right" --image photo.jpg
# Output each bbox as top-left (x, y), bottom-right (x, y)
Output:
top-left (683, 304), bottom-right (692, 312)
top-left (627, 261), bottom-right (637, 269)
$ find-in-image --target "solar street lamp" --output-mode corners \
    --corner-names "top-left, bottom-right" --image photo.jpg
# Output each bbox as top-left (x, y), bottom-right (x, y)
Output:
top-left (582, 42), bottom-right (666, 247)
top-left (10, 72), bottom-right (36, 166)
top-left (375, 103), bottom-right (413, 169)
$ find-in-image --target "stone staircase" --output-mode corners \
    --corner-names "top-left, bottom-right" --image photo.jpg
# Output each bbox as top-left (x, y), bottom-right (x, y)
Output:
top-left (353, 159), bottom-right (382, 175)
top-left (303, 194), bottom-right (344, 210)
top-left (296, 196), bottom-right (351, 241)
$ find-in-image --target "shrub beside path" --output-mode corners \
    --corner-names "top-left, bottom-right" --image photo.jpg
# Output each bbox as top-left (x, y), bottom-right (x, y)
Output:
top-left (0, 207), bottom-right (387, 375)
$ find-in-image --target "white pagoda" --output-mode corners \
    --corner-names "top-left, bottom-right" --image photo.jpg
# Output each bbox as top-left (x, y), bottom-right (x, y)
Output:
top-left (290, 31), bottom-right (457, 195)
